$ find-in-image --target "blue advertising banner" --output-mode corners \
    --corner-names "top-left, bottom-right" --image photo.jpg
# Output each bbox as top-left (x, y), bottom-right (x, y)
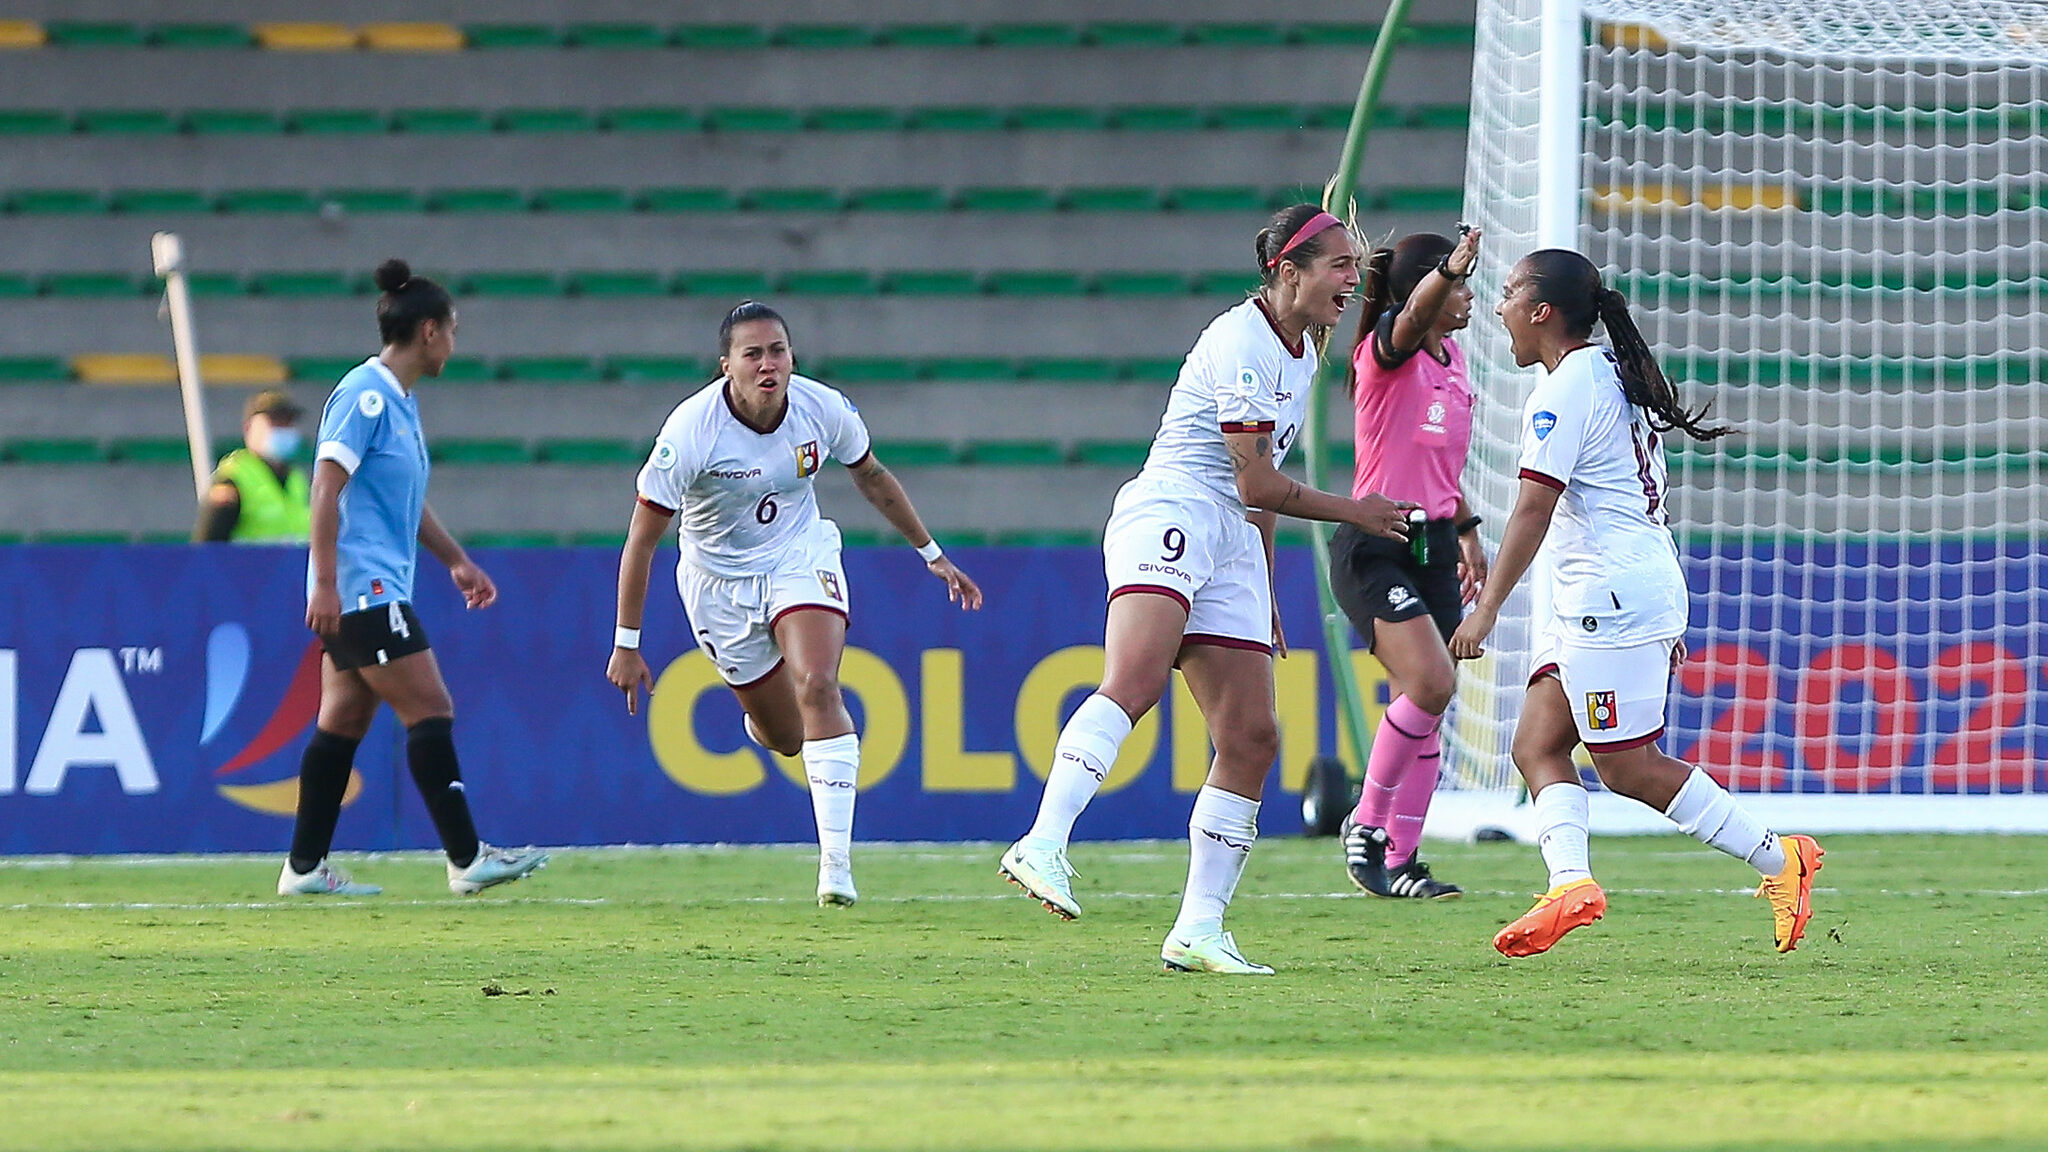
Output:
top-left (0, 540), bottom-right (2042, 855)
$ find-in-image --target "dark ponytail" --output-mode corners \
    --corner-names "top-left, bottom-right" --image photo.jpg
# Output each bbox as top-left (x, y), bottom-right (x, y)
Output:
top-left (373, 258), bottom-right (453, 346)
top-left (1347, 232), bottom-right (1456, 392)
top-left (1525, 248), bottom-right (1729, 442)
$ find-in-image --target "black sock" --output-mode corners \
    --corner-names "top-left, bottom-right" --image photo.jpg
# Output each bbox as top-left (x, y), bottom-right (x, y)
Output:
top-left (407, 716), bottom-right (481, 869)
top-left (288, 729), bottom-right (360, 874)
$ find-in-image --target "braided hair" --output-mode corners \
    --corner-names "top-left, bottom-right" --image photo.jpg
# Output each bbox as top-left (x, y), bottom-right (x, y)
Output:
top-left (1524, 249), bottom-right (1730, 441)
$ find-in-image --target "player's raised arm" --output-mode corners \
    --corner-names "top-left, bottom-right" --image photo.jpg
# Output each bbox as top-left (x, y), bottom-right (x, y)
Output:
top-left (844, 450), bottom-right (982, 609)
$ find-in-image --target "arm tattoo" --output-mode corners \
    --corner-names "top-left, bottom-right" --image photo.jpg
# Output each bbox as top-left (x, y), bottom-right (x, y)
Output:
top-left (1254, 435), bottom-right (1271, 458)
top-left (1276, 480), bottom-right (1302, 514)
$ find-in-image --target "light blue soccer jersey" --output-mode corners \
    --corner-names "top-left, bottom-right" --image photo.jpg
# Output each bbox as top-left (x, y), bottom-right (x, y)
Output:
top-left (308, 357), bottom-right (429, 609)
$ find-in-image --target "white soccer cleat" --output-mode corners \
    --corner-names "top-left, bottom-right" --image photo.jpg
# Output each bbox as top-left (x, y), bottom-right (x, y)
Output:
top-left (278, 858), bottom-right (381, 896)
top-left (1161, 929), bottom-right (1274, 975)
top-left (448, 843), bottom-right (549, 895)
top-left (817, 850), bottom-right (858, 907)
top-left (999, 839), bottom-right (1081, 919)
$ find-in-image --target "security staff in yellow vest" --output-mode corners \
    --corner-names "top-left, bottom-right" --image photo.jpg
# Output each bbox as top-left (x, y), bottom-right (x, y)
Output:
top-left (194, 389), bottom-right (313, 543)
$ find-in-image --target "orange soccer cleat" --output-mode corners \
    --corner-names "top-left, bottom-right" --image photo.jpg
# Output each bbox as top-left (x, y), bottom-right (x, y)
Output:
top-left (1493, 878), bottom-right (1607, 957)
top-left (1755, 834), bottom-right (1825, 953)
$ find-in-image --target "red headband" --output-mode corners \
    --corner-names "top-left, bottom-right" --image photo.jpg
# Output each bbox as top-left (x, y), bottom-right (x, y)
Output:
top-left (1265, 211), bottom-right (1344, 268)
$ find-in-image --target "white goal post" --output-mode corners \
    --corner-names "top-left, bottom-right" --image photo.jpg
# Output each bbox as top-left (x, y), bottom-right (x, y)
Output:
top-left (1439, 0), bottom-right (2048, 836)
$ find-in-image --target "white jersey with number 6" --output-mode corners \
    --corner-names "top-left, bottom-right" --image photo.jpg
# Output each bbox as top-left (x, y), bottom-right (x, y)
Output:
top-left (1140, 297), bottom-right (1318, 517)
top-left (1516, 345), bottom-right (1688, 647)
top-left (637, 374), bottom-right (872, 579)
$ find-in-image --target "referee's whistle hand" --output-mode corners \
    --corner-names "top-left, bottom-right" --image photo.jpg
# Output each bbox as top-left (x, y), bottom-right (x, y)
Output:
top-left (1352, 493), bottom-right (1417, 542)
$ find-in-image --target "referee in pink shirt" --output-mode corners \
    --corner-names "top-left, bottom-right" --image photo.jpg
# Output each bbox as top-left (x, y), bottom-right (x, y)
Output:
top-left (1329, 225), bottom-right (1488, 899)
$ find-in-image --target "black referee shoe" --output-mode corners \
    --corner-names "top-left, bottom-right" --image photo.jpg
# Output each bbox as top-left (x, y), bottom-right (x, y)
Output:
top-left (1342, 819), bottom-right (1392, 896)
top-left (1385, 858), bottom-right (1463, 900)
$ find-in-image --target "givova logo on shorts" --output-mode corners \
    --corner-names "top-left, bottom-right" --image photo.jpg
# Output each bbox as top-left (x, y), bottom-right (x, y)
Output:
top-left (1585, 690), bottom-right (1619, 732)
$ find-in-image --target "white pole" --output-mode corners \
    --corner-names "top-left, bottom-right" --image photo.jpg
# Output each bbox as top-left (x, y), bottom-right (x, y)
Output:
top-left (151, 232), bottom-right (212, 502)
top-left (1537, 0), bottom-right (1585, 248)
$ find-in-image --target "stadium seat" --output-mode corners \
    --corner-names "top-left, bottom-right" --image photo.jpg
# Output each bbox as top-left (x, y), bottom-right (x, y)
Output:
top-left (1122, 358), bottom-right (1184, 382)
top-left (986, 271), bottom-right (1087, 295)
top-left (0, 356), bottom-right (67, 382)
top-left (569, 531), bottom-right (631, 548)
top-left (910, 107), bottom-right (1009, 132)
top-left (882, 24), bottom-right (978, 48)
top-left (155, 24), bottom-right (252, 47)
top-left (741, 187), bottom-right (840, 212)
top-left (924, 358), bottom-right (1012, 381)
top-left (992, 530), bottom-right (1096, 546)
top-left (289, 357), bottom-right (362, 383)
top-left (466, 531), bottom-right (561, 547)
top-left (982, 24), bottom-right (1081, 47)
top-left (320, 188), bottom-right (425, 213)
top-left (435, 359), bottom-right (494, 383)
top-left (1073, 441), bottom-right (1153, 468)
top-left (109, 438), bottom-right (194, 463)
top-left (77, 109), bottom-right (177, 134)
top-left (1114, 106), bottom-right (1210, 131)
top-left (1085, 23), bottom-right (1183, 47)
top-left (847, 187), bottom-right (950, 212)
top-left (253, 23), bottom-right (357, 51)
top-left (184, 110), bottom-right (280, 134)
top-left (499, 356), bottom-right (603, 383)
top-left (0, 110), bottom-right (68, 134)
top-left (822, 358), bottom-right (919, 382)
top-left (1189, 23), bottom-right (1289, 46)
top-left (359, 23), bottom-right (464, 51)
top-left (606, 107), bottom-right (701, 132)
top-left (1021, 358), bottom-right (1118, 381)
top-left (218, 188), bottom-right (318, 213)
top-left (956, 187), bottom-right (1057, 212)
top-left (809, 107), bottom-right (902, 132)
top-left (500, 108), bottom-right (600, 133)
top-left (251, 272), bottom-right (357, 296)
top-left (964, 441), bottom-right (1067, 466)
top-left (463, 24), bottom-right (562, 49)
top-left (203, 354), bottom-right (289, 385)
top-left (674, 270), bottom-right (773, 296)
top-left (1378, 186), bottom-right (1465, 212)
top-left (0, 20), bottom-right (47, 48)
top-left (881, 270), bottom-right (979, 294)
top-left (779, 270), bottom-right (874, 295)
top-left (1061, 186), bottom-right (1163, 212)
top-left (570, 271), bottom-right (666, 297)
top-left (1168, 186), bottom-right (1269, 212)
top-left (46, 21), bottom-right (147, 47)
top-left (537, 439), bottom-right (647, 465)
top-left (1213, 104), bottom-right (1310, 130)
top-left (609, 356), bottom-right (705, 382)
top-left (43, 273), bottom-right (140, 297)
top-left (1404, 23), bottom-right (1478, 46)
top-left (0, 274), bottom-right (32, 296)
top-left (1291, 23), bottom-right (1379, 45)
top-left (289, 109), bottom-right (387, 134)
top-left (72, 354), bottom-right (176, 385)
top-left (432, 440), bottom-right (532, 465)
top-left (773, 25), bottom-right (872, 48)
top-left (179, 271), bottom-right (239, 297)
top-left (1011, 107), bottom-right (1108, 130)
top-left (1095, 272), bottom-right (1189, 296)
top-left (870, 441), bottom-right (958, 466)
top-left (393, 108), bottom-right (492, 133)
top-left (535, 187), bottom-right (634, 213)
top-left (671, 25), bottom-right (771, 49)
top-left (707, 107), bottom-right (805, 132)
top-left (639, 187), bottom-right (735, 212)
top-left (462, 271), bottom-right (558, 296)
top-left (430, 187), bottom-right (528, 213)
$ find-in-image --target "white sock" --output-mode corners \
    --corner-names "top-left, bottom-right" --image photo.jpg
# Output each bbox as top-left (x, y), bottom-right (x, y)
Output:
top-left (802, 733), bottom-right (859, 862)
top-left (1169, 785), bottom-right (1260, 940)
top-left (1532, 782), bottom-right (1594, 888)
top-left (1022, 693), bottom-right (1133, 850)
top-left (1663, 767), bottom-right (1786, 875)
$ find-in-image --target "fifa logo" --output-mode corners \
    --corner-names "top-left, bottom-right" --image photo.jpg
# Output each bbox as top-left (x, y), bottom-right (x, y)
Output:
top-left (794, 440), bottom-right (821, 477)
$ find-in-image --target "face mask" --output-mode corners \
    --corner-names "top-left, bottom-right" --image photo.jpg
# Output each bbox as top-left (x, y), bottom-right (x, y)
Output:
top-left (265, 428), bottom-right (302, 460)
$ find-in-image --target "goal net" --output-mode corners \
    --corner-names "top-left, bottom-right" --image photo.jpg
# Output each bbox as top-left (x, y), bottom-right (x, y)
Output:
top-left (1450, 0), bottom-right (2048, 823)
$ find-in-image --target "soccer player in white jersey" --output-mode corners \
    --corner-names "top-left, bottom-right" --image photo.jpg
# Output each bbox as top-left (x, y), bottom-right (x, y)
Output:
top-left (1000, 204), bottom-right (1414, 974)
top-left (1450, 249), bottom-right (1824, 956)
top-left (283, 259), bottom-right (550, 898)
top-left (606, 301), bottom-right (982, 906)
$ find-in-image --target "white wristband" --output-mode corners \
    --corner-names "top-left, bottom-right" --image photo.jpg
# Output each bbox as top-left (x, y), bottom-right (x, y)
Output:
top-left (614, 626), bottom-right (641, 650)
top-left (916, 539), bottom-right (944, 563)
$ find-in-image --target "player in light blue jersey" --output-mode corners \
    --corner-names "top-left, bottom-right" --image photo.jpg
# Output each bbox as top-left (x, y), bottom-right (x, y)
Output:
top-left (279, 258), bottom-right (548, 898)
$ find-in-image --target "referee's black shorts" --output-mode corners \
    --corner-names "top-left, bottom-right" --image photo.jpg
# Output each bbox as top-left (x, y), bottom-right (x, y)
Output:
top-left (1328, 520), bottom-right (1464, 651)
top-left (323, 601), bottom-right (432, 670)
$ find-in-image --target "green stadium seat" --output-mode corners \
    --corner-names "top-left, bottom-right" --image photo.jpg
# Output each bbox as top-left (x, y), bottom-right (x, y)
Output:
top-left (834, 529), bottom-right (891, 548)
top-left (110, 438), bottom-right (193, 463)
top-left (1074, 441), bottom-right (1153, 468)
top-left (1912, 187), bottom-right (2012, 216)
top-left (610, 355), bottom-right (705, 382)
top-left (773, 25), bottom-right (872, 48)
top-left (1113, 106), bottom-right (1208, 130)
top-left (43, 273), bottom-right (140, 297)
top-left (925, 358), bottom-right (1012, 381)
top-left (809, 107), bottom-right (902, 132)
top-left (1213, 104), bottom-right (1309, 130)
top-left (464, 25), bottom-right (563, 48)
top-left (570, 271), bottom-right (666, 296)
top-left (1378, 186), bottom-right (1464, 213)
top-left (965, 441), bottom-right (1068, 466)
top-left (393, 108), bottom-right (492, 134)
top-left (1011, 106), bottom-right (1107, 130)
top-left (7, 439), bottom-right (104, 464)
top-left (153, 23), bottom-right (253, 48)
top-left (537, 439), bottom-right (646, 464)
top-left (910, 107), bottom-right (1009, 132)
top-left (466, 531), bottom-right (561, 547)
top-left (1123, 358), bottom-right (1184, 382)
top-left (77, 109), bottom-right (178, 134)
top-left (674, 270), bottom-right (773, 296)
top-left (35, 531), bottom-right (130, 544)
top-left (780, 270), bottom-right (874, 295)
top-left (638, 187), bottom-right (736, 212)
top-left (1095, 272), bottom-right (1189, 296)
top-left (289, 356), bottom-right (363, 382)
top-left (956, 187), bottom-right (1056, 212)
top-left (289, 109), bottom-right (388, 134)
top-left (0, 110), bottom-right (70, 135)
top-left (1085, 23), bottom-right (1183, 47)
top-left (882, 271), bottom-right (979, 294)
top-left (8, 190), bottom-right (103, 213)
top-left (986, 270), bottom-right (1087, 295)
top-left (320, 188), bottom-right (425, 213)
top-left (252, 272), bottom-right (359, 296)
top-left (847, 186), bottom-right (950, 212)
top-left (46, 22), bottom-right (147, 46)
top-left (1405, 23), bottom-right (1477, 46)
top-left (0, 357), bottom-right (70, 381)
top-left (822, 357), bottom-right (919, 382)
top-left (430, 187), bottom-right (528, 213)
top-left (534, 187), bottom-right (633, 213)
top-left (570, 531), bottom-right (631, 548)
top-left (1021, 358), bottom-right (1117, 382)
top-left (982, 24), bottom-right (1081, 47)
top-left (1406, 104), bottom-right (1471, 130)
top-left (993, 530), bottom-right (1097, 547)
top-left (742, 187), bottom-right (840, 212)
top-left (707, 107), bottom-right (805, 132)
top-left (462, 271), bottom-right (558, 296)
top-left (1169, 186), bottom-right (1269, 212)
top-left (605, 107), bottom-right (702, 132)
top-left (435, 359), bottom-right (494, 383)
top-left (672, 25), bottom-right (770, 49)
top-left (0, 274), bottom-right (33, 297)
top-left (870, 441), bottom-right (958, 466)
top-left (1189, 23), bottom-right (1289, 46)
top-left (1192, 270), bottom-right (1258, 294)
top-left (218, 188), bottom-right (318, 213)
top-left (882, 24), bottom-right (978, 48)
top-left (182, 272), bottom-right (242, 297)
top-left (500, 108), bottom-right (599, 133)
top-left (499, 356), bottom-right (602, 382)
top-left (1061, 186), bottom-right (1163, 212)
top-left (433, 440), bottom-right (532, 465)
top-left (1292, 23), bottom-right (1379, 45)
top-left (567, 23), bottom-right (666, 49)
top-left (185, 110), bottom-right (281, 134)
top-left (110, 189), bottom-right (212, 213)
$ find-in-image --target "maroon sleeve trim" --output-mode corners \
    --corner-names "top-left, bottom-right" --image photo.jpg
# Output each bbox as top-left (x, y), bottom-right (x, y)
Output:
top-left (637, 495), bottom-right (677, 516)
top-left (1586, 727), bottom-right (1665, 755)
top-left (1518, 468), bottom-right (1566, 492)
top-left (840, 448), bottom-right (874, 470)
top-left (1219, 420), bottom-right (1278, 434)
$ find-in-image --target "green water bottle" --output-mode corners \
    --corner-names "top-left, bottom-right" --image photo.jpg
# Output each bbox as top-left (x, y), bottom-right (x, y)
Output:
top-left (1407, 509), bottom-right (1429, 566)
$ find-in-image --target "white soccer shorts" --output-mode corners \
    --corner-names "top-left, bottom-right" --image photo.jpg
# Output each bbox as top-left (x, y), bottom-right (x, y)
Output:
top-left (1101, 474), bottom-right (1273, 654)
top-left (1529, 628), bottom-right (1678, 752)
top-left (676, 518), bottom-right (849, 687)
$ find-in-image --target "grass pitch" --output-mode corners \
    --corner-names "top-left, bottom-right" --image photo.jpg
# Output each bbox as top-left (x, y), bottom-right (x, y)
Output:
top-left (2, 834), bottom-right (2045, 1151)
